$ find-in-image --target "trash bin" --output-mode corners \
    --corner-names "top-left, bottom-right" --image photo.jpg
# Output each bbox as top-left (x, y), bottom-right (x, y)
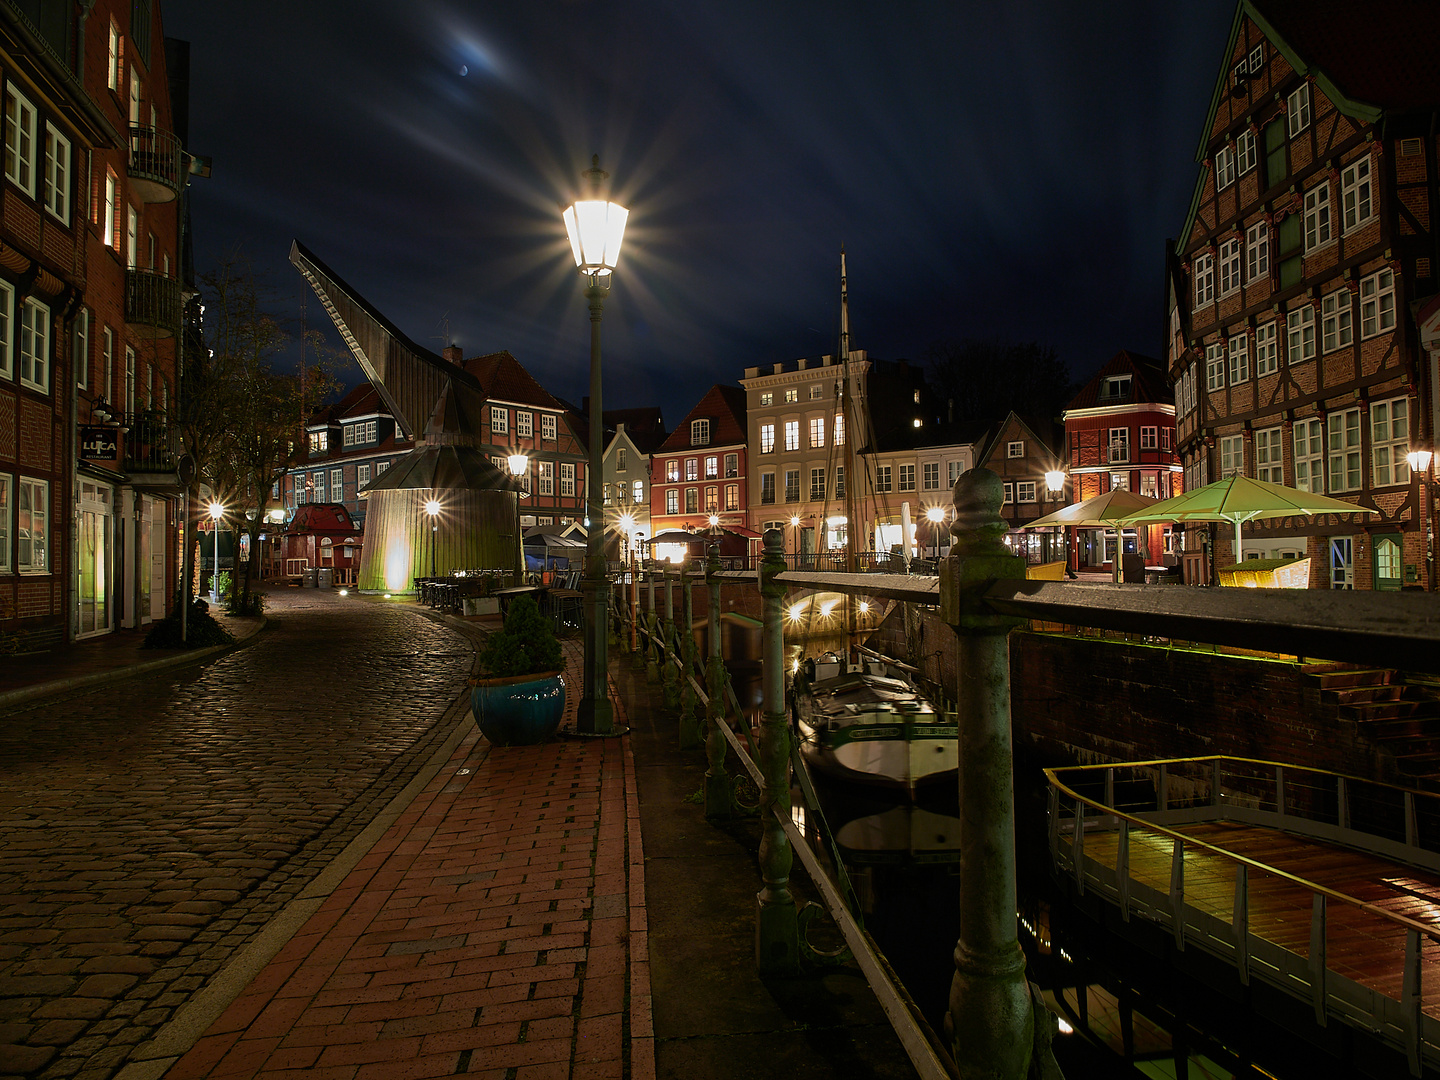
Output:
top-left (317, 568), bottom-right (333, 588)
top-left (304, 568), bottom-right (319, 588)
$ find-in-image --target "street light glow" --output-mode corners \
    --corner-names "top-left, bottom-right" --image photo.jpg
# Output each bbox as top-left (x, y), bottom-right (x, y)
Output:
top-left (925, 506), bottom-right (946, 524)
top-left (424, 499), bottom-right (441, 517)
top-left (507, 454), bottom-right (528, 477)
top-left (1045, 469), bottom-right (1066, 493)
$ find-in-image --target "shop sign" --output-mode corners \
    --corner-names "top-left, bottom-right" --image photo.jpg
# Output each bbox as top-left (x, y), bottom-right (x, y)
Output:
top-left (80, 426), bottom-right (119, 461)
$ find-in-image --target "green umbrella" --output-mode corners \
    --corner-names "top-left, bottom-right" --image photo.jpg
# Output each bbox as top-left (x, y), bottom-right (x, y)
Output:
top-left (1116, 475), bottom-right (1377, 564)
top-left (1021, 488), bottom-right (1159, 529)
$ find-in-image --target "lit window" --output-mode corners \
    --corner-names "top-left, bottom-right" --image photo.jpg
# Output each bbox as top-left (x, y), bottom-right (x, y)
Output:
top-left (724, 484), bottom-right (739, 511)
top-left (784, 388), bottom-right (798, 403)
top-left (666, 459), bottom-right (679, 482)
top-left (632, 480), bottom-right (643, 503)
top-left (760, 392), bottom-right (772, 406)
top-left (691, 418), bottom-right (710, 445)
top-left (810, 384), bottom-right (822, 400)
top-left (760, 424), bottom-right (775, 453)
top-left (809, 416), bottom-right (825, 448)
top-left (17, 476), bottom-right (47, 572)
top-left (685, 458), bottom-right (698, 481)
top-left (834, 413), bottom-right (845, 445)
top-left (704, 455), bottom-right (718, 479)
top-left (784, 421), bottom-right (799, 452)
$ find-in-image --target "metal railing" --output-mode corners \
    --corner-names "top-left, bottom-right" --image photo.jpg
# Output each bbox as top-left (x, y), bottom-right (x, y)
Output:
top-left (1047, 756), bottom-right (1440, 1075)
top-left (128, 124), bottom-right (184, 200)
top-left (125, 269), bottom-right (182, 338)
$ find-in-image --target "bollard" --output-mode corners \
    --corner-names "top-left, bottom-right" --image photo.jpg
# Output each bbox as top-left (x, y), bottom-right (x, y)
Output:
top-left (756, 528), bottom-right (798, 975)
top-left (704, 540), bottom-right (734, 817)
top-left (662, 563), bottom-right (680, 709)
top-left (939, 469), bottom-right (1041, 1080)
top-left (678, 565), bottom-right (702, 748)
top-left (645, 560), bottom-right (661, 683)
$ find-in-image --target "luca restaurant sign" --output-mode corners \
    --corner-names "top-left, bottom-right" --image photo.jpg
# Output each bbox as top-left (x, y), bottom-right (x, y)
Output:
top-left (80, 426), bottom-right (119, 461)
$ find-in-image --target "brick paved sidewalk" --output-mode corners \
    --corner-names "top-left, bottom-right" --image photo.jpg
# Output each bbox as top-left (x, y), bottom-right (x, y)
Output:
top-left (155, 636), bottom-right (652, 1080)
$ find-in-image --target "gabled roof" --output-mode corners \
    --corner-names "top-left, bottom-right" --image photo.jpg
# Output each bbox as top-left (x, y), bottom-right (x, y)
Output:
top-left (1065, 351), bottom-right (1171, 412)
top-left (463, 351), bottom-right (568, 412)
top-left (975, 411), bottom-right (1064, 469)
top-left (308, 382), bottom-right (395, 428)
top-left (285, 503), bottom-right (359, 535)
top-left (656, 384), bottom-right (747, 453)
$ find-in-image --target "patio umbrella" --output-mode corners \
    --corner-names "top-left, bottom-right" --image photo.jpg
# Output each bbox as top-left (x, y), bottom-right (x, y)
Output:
top-left (1116, 475), bottom-right (1377, 564)
top-left (1021, 488), bottom-right (1159, 529)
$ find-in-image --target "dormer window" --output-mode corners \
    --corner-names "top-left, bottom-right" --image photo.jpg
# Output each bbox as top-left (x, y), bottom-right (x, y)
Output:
top-left (1100, 375), bottom-right (1132, 400)
top-left (691, 418), bottom-right (711, 446)
top-left (308, 430), bottom-right (327, 454)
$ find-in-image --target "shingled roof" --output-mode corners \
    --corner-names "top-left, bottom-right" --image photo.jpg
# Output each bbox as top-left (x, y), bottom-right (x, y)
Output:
top-left (1066, 351), bottom-right (1170, 412)
top-left (656, 385), bottom-right (747, 453)
top-left (463, 351), bottom-right (568, 411)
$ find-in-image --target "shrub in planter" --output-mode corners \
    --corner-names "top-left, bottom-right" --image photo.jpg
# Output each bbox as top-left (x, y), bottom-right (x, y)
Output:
top-left (471, 596), bottom-right (565, 745)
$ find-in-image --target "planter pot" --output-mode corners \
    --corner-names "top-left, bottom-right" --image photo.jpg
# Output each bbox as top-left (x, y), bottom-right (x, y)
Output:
top-left (470, 671), bottom-right (566, 746)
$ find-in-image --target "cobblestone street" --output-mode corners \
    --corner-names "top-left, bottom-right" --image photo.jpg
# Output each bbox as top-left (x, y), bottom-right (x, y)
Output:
top-left (0, 590), bottom-right (478, 1080)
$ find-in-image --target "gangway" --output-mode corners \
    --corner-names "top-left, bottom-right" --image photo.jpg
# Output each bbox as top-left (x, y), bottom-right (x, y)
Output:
top-left (1047, 755), bottom-right (1440, 1076)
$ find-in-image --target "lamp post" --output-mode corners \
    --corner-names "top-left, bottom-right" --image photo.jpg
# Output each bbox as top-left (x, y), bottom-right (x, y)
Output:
top-left (925, 505), bottom-right (946, 561)
top-left (1408, 448), bottom-right (1434, 589)
top-left (563, 155), bottom-right (628, 735)
top-left (425, 497), bottom-right (440, 579)
top-left (207, 501), bottom-right (224, 605)
top-left (508, 454), bottom-right (528, 582)
top-left (1045, 468), bottom-right (1068, 567)
top-left (789, 514), bottom-right (800, 566)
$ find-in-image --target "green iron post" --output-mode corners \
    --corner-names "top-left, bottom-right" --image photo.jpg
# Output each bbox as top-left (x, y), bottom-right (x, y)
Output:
top-left (679, 565), bottom-right (701, 747)
top-left (756, 527), bottom-right (798, 974)
top-left (662, 563), bottom-right (680, 709)
top-left (704, 540), bottom-right (733, 817)
top-left (645, 560), bottom-right (660, 683)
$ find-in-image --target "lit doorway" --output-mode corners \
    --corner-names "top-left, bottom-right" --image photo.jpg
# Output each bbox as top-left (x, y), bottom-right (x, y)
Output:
top-left (76, 481), bottom-right (113, 637)
top-left (1329, 536), bottom-right (1353, 589)
top-left (1373, 533), bottom-right (1402, 592)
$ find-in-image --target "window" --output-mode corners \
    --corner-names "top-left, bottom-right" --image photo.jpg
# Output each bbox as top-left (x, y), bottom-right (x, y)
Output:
top-left (490, 407), bottom-right (508, 435)
top-left (1255, 321), bottom-right (1279, 376)
top-left (922, 462), bottom-right (940, 490)
top-left (898, 464), bottom-right (915, 491)
top-left (760, 424), bottom-right (775, 454)
top-left (809, 416), bottom-right (825, 447)
top-left (331, 468), bottom-right (344, 501)
top-left (784, 388), bottom-right (798, 403)
top-left (42, 123), bottom-right (68, 222)
top-left (760, 472), bottom-right (775, 504)
top-left (1206, 342), bottom-right (1226, 392)
top-left (810, 384), bottom-right (822, 400)
top-left (948, 460), bottom-right (965, 484)
top-left (1287, 83), bottom-right (1310, 136)
top-left (834, 413), bottom-right (845, 445)
top-left (18, 297), bottom-right (49, 392)
top-left (665, 489), bottom-right (678, 514)
top-left (17, 477), bottom-right (46, 572)
top-left (1220, 435), bottom-right (1244, 477)
top-left (1193, 252), bottom-right (1215, 306)
top-left (1002, 483), bottom-right (1013, 504)
top-left (704, 455), bottom-right (717, 479)
top-left (126, 205), bottom-right (137, 268)
top-left (357, 463), bottom-right (370, 489)
top-left (1287, 305), bottom-right (1316, 363)
top-left (632, 480), bottom-right (643, 503)
top-left (835, 466), bottom-right (845, 498)
top-left (784, 469), bottom-right (800, 502)
top-left (704, 487), bottom-right (717, 513)
top-left (376, 460), bottom-right (389, 475)
top-left (876, 465), bottom-right (892, 493)
top-left (724, 484), bottom-right (739, 511)
top-left (74, 307), bottom-right (88, 389)
top-left (1139, 472), bottom-right (1159, 498)
top-left (1359, 268), bottom-right (1395, 338)
top-left (724, 453), bottom-right (738, 477)
top-left (684, 458), bottom-right (698, 481)
top-left (1016, 481), bottom-right (1036, 503)
top-left (560, 462), bottom-right (575, 496)
top-left (343, 424), bottom-right (355, 447)
top-left (1100, 375), bottom-right (1132, 400)
top-left (1321, 290), bottom-right (1353, 353)
top-left (1112, 472), bottom-right (1133, 493)
top-left (103, 169), bottom-right (116, 248)
top-left (4, 86), bottom-right (36, 197)
top-left (308, 430), bottom-right (327, 454)
top-left (108, 20), bottom-right (121, 91)
top-left (538, 462), bottom-right (554, 495)
top-left (1371, 397), bottom-right (1410, 487)
top-left (760, 392), bottom-right (772, 406)
top-left (1214, 146), bottom-right (1235, 190)
top-left (809, 468), bottom-right (825, 501)
top-left (691, 418), bottom-right (710, 445)
top-left (1341, 157), bottom-right (1373, 232)
top-left (1245, 221), bottom-right (1269, 283)
top-left (1007, 441), bottom-right (1024, 458)
top-left (1237, 129), bottom-right (1257, 175)
top-left (1248, 44), bottom-right (1265, 73)
top-left (665, 459), bottom-right (680, 482)
top-left (1304, 182), bottom-right (1332, 251)
top-left (1108, 428), bottom-right (1130, 464)
top-left (784, 421), bottom-right (799, 452)
top-left (1139, 426), bottom-right (1157, 450)
top-left (312, 471), bottom-right (326, 502)
top-left (1327, 408), bottom-right (1362, 493)
top-left (1218, 237), bottom-right (1241, 296)
top-left (1228, 332), bottom-right (1249, 385)
top-left (0, 280), bottom-right (12, 380)
top-left (124, 347), bottom-right (134, 414)
top-left (1255, 427), bottom-right (1284, 482)
top-left (516, 411), bottom-right (532, 437)
top-left (1161, 428), bottom-right (1172, 451)
top-left (541, 414), bottom-right (556, 441)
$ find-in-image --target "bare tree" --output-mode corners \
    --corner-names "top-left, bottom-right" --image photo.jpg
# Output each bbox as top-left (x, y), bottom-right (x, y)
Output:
top-left (924, 339), bottom-right (1074, 428)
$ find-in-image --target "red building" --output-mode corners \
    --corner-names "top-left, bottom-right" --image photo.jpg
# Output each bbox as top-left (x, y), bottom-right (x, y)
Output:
top-left (274, 503), bottom-right (362, 583)
top-left (286, 382), bottom-right (412, 530)
top-left (1062, 351), bottom-right (1181, 569)
top-left (649, 384), bottom-right (748, 538)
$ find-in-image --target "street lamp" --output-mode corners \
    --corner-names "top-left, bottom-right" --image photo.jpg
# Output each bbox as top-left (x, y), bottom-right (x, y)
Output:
top-left (425, 497), bottom-right (440, 579)
top-left (207, 501), bottom-right (224, 605)
top-left (1045, 468), bottom-right (1069, 568)
top-left (508, 455), bottom-right (528, 582)
top-left (563, 154), bottom-right (628, 736)
top-left (790, 514), bottom-right (801, 564)
top-left (925, 505), bottom-right (946, 560)
top-left (1408, 447), bottom-right (1434, 587)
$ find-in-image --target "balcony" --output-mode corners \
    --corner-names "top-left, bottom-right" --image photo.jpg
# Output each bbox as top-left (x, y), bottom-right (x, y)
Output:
top-left (128, 125), bottom-right (183, 203)
top-left (125, 269), bottom-right (181, 339)
top-left (784, 488), bottom-right (800, 503)
top-left (123, 411), bottom-right (182, 489)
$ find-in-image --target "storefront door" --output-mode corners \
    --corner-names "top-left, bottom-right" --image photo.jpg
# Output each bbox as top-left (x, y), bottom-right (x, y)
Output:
top-left (77, 481), bottom-right (112, 637)
top-left (1373, 532), bottom-right (1402, 591)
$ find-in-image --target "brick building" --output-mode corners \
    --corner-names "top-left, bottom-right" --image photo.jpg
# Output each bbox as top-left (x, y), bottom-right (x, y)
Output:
top-left (975, 411), bottom-right (1067, 564)
top-left (285, 381), bottom-right (411, 530)
top-left (1169, 0), bottom-right (1440, 589)
top-left (649, 383), bottom-right (747, 541)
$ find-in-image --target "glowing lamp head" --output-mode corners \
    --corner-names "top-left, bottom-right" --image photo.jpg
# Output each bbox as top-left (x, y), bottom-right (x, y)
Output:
top-left (563, 157), bottom-right (628, 277)
top-left (507, 454), bottom-right (528, 477)
top-left (1408, 448), bottom-right (1433, 473)
top-left (424, 499), bottom-right (441, 518)
top-left (207, 501), bottom-right (223, 521)
top-left (618, 513), bottom-right (635, 535)
top-left (707, 514), bottom-right (719, 528)
top-left (789, 515), bottom-right (800, 528)
top-left (1045, 469), bottom-right (1066, 493)
top-left (925, 506), bottom-right (946, 525)
top-left (858, 601), bottom-right (870, 614)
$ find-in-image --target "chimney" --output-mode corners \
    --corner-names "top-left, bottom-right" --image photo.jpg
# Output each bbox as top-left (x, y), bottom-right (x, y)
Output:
top-left (442, 344), bottom-right (463, 365)
top-left (797, 358), bottom-right (808, 370)
top-left (744, 367), bottom-right (759, 379)
top-left (773, 363), bottom-right (784, 374)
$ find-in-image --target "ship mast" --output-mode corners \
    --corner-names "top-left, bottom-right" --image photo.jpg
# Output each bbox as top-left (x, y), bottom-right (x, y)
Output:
top-left (838, 251), bottom-right (859, 657)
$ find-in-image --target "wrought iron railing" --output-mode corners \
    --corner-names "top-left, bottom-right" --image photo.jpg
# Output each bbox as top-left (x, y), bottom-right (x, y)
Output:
top-left (128, 124), bottom-right (184, 200)
top-left (125, 269), bottom-right (181, 337)
top-left (122, 411), bottom-right (179, 479)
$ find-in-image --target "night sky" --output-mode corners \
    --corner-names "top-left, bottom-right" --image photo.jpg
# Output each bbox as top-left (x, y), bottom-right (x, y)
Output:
top-left (164, 1), bottom-right (1235, 426)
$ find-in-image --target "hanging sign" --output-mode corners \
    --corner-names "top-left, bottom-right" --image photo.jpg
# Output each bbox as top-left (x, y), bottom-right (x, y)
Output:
top-left (80, 426), bottom-right (119, 461)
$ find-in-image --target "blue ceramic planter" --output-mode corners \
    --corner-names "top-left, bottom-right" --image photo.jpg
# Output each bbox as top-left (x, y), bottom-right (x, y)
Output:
top-left (471, 671), bottom-right (566, 746)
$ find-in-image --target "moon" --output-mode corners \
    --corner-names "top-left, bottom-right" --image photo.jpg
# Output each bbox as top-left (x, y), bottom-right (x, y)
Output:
top-left (459, 64), bottom-right (468, 76)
